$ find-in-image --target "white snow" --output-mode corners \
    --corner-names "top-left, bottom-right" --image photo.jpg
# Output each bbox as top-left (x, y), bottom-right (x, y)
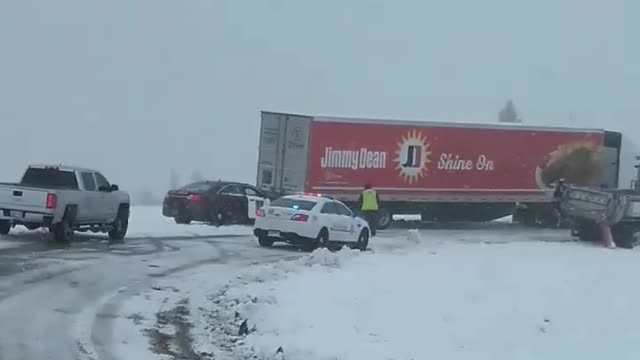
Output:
top-left (104, 263), bottom-right (242, 360)
top-left (126, 206), bottom-right (252, 238)
top-left (493, 214), bottom-right (514, 223)
top-left (0, 241), bottom-right (21, 250)
top-left (406, 228), bottom-right (422, 243)
top-left (198, 231), bottom-right (640, 360)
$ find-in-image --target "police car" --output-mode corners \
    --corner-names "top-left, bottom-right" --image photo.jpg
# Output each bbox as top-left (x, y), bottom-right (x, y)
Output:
top-left (253, 193), bottom-right (371, 250)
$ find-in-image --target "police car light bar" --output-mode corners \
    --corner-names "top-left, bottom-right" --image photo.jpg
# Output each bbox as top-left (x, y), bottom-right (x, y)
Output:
top-left (294, 192), bottom-right (334, 199)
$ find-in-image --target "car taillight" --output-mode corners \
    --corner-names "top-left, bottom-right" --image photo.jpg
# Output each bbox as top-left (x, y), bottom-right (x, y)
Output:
top-left (290, 214), bottom-right (308, 222)
top-left (46, 193), bottom-right (57, 209)
top-left (256, 209), bottom-right (265, 217)
top-left (188, 194), bottom-right (203, 202)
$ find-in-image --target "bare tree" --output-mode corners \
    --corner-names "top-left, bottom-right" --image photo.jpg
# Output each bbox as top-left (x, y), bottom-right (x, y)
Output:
top-left (498, 100), bottom-right (522, 123)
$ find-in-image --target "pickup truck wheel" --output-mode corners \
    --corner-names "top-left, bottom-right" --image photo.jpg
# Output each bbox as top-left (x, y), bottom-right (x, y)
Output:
top-left (0, 220), bottom-right (10, 235)
top-left (109, 207), bottom-right (129, 242)
top-left (53, 216), bottom-right (74, 243)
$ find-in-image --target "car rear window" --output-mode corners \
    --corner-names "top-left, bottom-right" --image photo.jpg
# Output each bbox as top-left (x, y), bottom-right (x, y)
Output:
top-left (270, 198), bottom-right (317, 211)
top-left (20, 168), bottom-right (79, 189)
top-left (179, 182), bottom-right (214, 193)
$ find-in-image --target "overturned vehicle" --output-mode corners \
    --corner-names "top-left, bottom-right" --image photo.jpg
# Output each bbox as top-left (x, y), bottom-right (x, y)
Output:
top-left (556, 184), bottom-right (640, 248)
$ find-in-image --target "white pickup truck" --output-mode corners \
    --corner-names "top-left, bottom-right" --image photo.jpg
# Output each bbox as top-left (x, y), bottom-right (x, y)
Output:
top-left (0, 165), bottom-right (130, 242)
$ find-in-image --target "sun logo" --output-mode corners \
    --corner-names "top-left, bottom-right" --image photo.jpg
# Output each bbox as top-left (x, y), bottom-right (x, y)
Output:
top-left (394, 130), bottom-right (431, 184)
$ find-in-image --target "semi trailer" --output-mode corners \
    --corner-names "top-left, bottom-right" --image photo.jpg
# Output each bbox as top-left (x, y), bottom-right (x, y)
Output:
top-left (256, 111), bottom-right (622, 229)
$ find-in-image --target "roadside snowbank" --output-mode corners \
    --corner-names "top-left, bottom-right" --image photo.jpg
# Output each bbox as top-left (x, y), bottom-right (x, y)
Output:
top-left (201, 237), bottom-right (640, 360)
top-left (198, 246), bottom-right (363, 360)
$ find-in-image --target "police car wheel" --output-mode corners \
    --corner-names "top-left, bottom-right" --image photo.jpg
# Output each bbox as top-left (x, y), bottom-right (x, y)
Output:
top-left (316, 228), bottom-right (329, 248)
top-left (356, 229), bottom-right (369, 251)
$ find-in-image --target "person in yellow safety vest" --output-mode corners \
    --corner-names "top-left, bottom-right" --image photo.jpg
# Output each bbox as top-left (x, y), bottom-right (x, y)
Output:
top-left (358, 183), bottom-right (380, 236)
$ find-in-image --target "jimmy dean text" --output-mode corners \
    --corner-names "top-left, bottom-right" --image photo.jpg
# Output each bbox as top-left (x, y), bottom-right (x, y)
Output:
top-left (320, 147), bottom-right (387, 170)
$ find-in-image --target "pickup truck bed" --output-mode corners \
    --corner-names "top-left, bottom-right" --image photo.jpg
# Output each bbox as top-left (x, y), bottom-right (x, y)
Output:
top-left (557, 184), bottom-right (640, 248)
top-left (0, 185), bottom-right (75, 228)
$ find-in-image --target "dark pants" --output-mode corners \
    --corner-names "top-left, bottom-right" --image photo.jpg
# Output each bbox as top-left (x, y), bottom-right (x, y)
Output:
top-left (553, 201), bottom-right (565, 227)
top-left (362, 210), bottom-right (378, 236)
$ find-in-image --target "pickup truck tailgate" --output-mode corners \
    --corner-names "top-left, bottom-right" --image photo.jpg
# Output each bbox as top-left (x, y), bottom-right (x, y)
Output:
top-left (0, 186), bottom-right (50, 211)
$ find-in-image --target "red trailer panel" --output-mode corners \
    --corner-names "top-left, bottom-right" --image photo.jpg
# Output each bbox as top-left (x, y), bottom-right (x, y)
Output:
top-left (307, 121), bottom-right (604, 201)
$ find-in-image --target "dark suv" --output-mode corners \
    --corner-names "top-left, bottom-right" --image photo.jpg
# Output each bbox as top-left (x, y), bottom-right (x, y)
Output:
top-left (162, 181), bottom-right (269, 225)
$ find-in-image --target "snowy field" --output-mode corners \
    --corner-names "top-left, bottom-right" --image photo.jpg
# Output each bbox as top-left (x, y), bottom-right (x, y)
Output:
top-left (195, 236), bottom-right (640, 360)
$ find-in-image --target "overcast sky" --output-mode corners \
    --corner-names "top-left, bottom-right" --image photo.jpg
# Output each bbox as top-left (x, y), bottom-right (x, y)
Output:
top-left (1, 0), bottom-right (638, 198)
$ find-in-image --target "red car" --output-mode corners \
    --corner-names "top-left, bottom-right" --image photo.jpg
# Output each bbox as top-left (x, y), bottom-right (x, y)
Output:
top-left (162, 181), bottom-right (269, 225)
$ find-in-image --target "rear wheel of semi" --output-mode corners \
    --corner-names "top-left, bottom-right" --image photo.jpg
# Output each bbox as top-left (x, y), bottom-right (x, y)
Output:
top-left (376, 209), bottom-right (392, 230)
top-left (0, 220), bottom-right (10, 235)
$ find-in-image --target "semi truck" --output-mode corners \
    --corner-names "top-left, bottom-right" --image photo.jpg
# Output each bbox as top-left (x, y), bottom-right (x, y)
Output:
top-left (256, 111), bottom-right (623, 229)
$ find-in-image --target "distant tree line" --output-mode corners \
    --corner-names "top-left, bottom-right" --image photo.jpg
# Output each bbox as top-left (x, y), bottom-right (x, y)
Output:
top-left (131, 168), bottom-right (206, 206)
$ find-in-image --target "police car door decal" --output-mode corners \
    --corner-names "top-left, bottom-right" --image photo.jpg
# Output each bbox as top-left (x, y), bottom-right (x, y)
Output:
top-left (244, 187), bottom-right (266, 219)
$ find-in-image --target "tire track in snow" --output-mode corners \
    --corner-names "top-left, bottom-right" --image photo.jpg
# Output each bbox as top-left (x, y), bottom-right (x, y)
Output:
top-left (87, 242), bottom-right (301, 360)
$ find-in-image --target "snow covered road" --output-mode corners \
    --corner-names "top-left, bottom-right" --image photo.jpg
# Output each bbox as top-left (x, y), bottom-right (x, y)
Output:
top-left (0, 206), bottom-right (586, 359)
top-left (0, 207), bottom-right (301, 360)
top-left (0, 232), bottom-right (277, 359)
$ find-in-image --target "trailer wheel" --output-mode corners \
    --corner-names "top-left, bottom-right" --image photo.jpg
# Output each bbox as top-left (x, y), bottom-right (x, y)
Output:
top-left (376, 209), bottom-right (392, 230)
top-left (612, 224), bottom-right (639, 249)
top-left (574, 221), bottom-right (600, 243)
